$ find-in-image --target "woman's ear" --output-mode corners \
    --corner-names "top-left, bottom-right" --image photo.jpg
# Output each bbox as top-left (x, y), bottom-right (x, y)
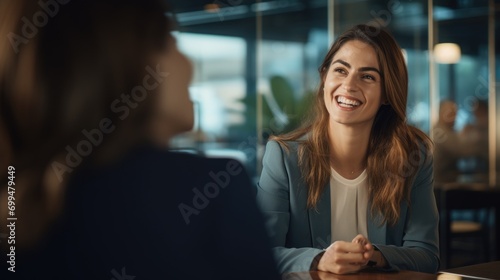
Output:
top-left (320, 66), bottom-right (328, 82)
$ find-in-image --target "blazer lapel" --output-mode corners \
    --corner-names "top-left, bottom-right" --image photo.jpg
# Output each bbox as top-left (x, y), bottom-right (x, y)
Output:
top-left (308, 183), bottom-right (332, 249)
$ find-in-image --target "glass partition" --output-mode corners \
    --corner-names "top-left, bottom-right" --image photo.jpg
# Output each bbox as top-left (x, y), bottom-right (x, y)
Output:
top-left (432, 0), bottom-right (491, 184)
top-left (169, 0), bottom-right (498, 184)
top-left (495, 0), bottom-right (500, 185)
top-left (256, 0), bottom-right (329, 172)
top-left (170, 2), bottom-right (260, 178)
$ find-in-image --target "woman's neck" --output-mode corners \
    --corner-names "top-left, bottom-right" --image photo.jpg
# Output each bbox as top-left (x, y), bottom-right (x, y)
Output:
top-left (328, 121), bottom-right (371, 179)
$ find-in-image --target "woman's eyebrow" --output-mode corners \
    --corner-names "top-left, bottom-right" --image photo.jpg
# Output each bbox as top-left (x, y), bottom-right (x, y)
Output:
top-left (359, 66), bottom-right (381, 75)
top-left (331, 59), bottom-right (381, 75)
top-left (331, 59), bottom-right (350, 68)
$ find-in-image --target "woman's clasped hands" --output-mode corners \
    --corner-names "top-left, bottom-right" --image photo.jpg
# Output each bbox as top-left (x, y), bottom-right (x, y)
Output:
top-left (317, 234), bottom-right (379, 274)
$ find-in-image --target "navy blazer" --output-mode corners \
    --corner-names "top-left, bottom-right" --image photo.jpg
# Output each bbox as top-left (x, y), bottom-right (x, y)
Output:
top-left (7, 145), bottom-right (280, 280)
top-left (256, 140), bottom-right (440, 274)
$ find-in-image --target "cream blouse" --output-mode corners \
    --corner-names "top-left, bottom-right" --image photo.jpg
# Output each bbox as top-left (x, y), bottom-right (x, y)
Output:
top-left (330, 168), bottom-right (369, 242)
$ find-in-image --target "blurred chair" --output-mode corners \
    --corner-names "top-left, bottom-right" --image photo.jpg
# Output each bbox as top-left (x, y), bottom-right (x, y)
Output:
top-left (435, 182), bottom-right (494, 269)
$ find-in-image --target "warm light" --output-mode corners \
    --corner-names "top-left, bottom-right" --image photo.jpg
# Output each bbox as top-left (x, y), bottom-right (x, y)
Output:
top-left (434, 43), bottom-right (461, 64)
top-left (204, 4), bottom-right (220, 13)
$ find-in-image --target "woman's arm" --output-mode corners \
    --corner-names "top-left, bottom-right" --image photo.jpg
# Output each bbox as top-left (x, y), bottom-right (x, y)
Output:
top-left (256, 141), bottom-right (324, 273)
top-left (374, 148), bottom-right (440, 273)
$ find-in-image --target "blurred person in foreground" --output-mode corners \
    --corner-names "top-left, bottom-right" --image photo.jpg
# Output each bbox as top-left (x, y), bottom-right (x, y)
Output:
top-left (256, 24), bottom-right (440, 275)
top-left (0, 1), bottom-right (279, 279)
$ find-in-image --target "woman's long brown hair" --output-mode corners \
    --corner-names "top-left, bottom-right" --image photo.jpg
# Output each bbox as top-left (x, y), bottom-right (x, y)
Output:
top-left (272, 24), bottom-right (432, 226)
top-left (0, 0), bottom-right (170, 247)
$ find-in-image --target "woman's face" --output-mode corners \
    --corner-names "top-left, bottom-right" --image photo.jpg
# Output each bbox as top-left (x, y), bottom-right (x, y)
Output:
top-left (154, 36), bottom-right (194, 141)
top-left (323, 40), bottom-right (384, 128)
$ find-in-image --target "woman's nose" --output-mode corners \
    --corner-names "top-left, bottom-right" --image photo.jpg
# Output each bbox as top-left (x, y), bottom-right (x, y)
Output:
top-left (343, 74), bottom-right (358, 92)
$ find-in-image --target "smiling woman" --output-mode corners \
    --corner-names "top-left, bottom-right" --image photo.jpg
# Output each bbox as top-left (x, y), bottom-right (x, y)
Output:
top-left (323, 40), bottom-right (384, 130)
top-left (256, 24), bottom-right (439, 275)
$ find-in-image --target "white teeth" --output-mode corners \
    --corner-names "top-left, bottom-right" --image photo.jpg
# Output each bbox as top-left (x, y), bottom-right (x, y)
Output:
top-left (337, 96), bottom-right (361, 107)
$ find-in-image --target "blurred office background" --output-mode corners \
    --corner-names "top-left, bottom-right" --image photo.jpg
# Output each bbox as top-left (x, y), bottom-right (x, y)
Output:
top-left (168, 0), bottom-right (499, 183)
top-left (167, 0), bottom-right (499, 268)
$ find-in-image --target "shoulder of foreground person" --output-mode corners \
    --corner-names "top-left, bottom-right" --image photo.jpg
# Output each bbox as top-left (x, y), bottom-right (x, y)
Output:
top-left (5, 144), bottom-right (280, 280)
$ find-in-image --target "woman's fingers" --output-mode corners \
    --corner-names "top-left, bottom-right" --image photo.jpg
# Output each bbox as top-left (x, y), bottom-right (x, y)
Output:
top-left (352, 234), bottom-right (368, 245)
top-left (318, 237), bottom-right (377, 274)
top-left (328, 241), bottom-right (366, 262)
top-left (318, 241), bottom-right (366, 274)
top-left (351, 234), bottom-right (375, 264)
top-left (331, 240), bottom-right (364, 252)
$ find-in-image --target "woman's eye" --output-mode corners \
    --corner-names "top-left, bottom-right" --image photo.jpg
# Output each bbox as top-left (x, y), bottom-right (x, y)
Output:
top-left (334, 68), bottom-right (346, 74)
top-left (362, 74), bottom-right (375, 81)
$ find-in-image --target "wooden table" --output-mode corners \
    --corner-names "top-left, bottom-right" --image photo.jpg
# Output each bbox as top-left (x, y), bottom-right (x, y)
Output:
top-left (283, 270), bottom-right (437, 280)
top-left (438, 261), bottom-right (500, 280)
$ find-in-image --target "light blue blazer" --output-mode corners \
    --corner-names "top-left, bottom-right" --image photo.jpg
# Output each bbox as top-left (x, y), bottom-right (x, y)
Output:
top-left (256, 140), bottom-right (440, 274)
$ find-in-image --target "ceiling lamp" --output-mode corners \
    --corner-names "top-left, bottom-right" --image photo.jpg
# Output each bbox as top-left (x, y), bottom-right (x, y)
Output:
top-left (434, 43), bottom-right (461, 64)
